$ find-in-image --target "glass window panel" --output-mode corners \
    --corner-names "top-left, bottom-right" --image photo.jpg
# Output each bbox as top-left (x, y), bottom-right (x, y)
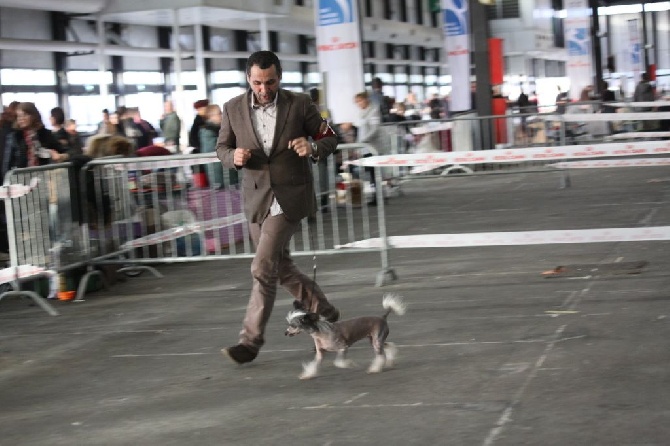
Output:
top-left (124, 92), bottom-right (164, 130)
top-left (67, 71), bottom-right (114, 86)
top-left (282, 71), bottom-right (303, 84)
top-left (68, 95), bottom-right (116, 134)
top-left (376, 72), bottom-right (393, 84)
top-left (123, 71), bottom-right (164, 85)
top-left (1, 69), bottom-right (55, 86)
top-left (210, 70), bottom-right (245, 84)
top-left (409, 74), bottom-right (423, 84)
top-left (306, 72), bottom-right (322, 84)
top-left (212, 87), bottom-right (246, 107)
top-left (170, 71), bottom-right (199, 86)
top-left (394, 72), bottom-right (408, 83)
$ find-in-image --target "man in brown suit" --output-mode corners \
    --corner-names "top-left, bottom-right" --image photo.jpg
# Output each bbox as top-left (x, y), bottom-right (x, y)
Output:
top-left (217, 51), bottom-right (340, 364)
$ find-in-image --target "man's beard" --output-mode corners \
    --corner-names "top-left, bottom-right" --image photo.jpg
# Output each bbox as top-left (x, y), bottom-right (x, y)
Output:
top-left (255, 91), bottom-right (276, 105)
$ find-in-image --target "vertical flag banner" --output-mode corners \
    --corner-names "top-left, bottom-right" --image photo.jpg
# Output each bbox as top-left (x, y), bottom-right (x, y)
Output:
top-left (564, 0), bottom-right (593, 100)
top-left (315, 0), bottom-right (365, 123)
top-left (442, 0), bottom-right (471, 112)
top-left (628, 19), bottom-right (642, 82)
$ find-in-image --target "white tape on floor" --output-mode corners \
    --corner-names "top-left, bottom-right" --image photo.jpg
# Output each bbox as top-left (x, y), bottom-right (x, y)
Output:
top-left (335, 226), bottom-right (670, 249)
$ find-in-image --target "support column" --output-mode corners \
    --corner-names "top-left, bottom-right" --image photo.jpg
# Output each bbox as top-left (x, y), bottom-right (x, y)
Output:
top-left (259, 17), bottom-right (269, 50)
top-left (172, 9), bottom-right (187, 152)
top-left (590, 0), bottom-right (603, 95)
top-left (470, 0), bottom-right (493, 150)
top-left (96, 16), bottom-right (109, 106)
top-left (193, 23), bottom-right (207, 99)
top-left (641, 2), bottom-right (650, 71)
top-left (51, 12), bottom-right (68, 113)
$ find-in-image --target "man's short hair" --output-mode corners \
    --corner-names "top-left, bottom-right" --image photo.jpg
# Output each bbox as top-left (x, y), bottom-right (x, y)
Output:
top-left (50, 107), bottom-right (65, 125)
top-left (246, 50), bottom-right (282, 79)
top-left (371, 77), bottom-right (383, 90)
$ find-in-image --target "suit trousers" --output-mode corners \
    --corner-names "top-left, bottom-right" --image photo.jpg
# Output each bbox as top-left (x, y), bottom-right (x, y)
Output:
top-left (240, 213), bottom-right (337, 351)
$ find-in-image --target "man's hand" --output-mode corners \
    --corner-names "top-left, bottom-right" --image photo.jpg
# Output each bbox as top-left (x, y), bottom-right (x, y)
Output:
top-left (288, 137), bottom-right (313, 157)
top-left (234, 148), bottom-right (252, 166)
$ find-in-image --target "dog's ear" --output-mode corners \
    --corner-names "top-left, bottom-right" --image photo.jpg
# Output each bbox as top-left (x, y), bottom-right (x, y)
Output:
top-left (293, 300), bottom-right (306, 311)
top-left (305, 313), bottom-right (320, 323)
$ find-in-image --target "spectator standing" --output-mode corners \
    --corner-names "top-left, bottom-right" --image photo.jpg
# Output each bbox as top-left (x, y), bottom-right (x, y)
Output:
top-left (370, 77), bottom-right (391, 122)
top-left (216, 50), bottom-right (340, 364)
top-left (130, 108), bottom-right (157, 149)
top-left (64, 119), bottom-right (84, 156)
top-left (354, 91), bottom-right (386, 204)
top-left (200, 104), bottom-right (237, 188)
top-left (6, 102), bottom-right (63, 169)
top-left (189, 99), bottom-right (209, 151)
top-left (0, 101), bottom-right (19, 257)
top-left (404, 92), bottom-right (422, 121)
top-left (634, 73), bottom-right (657, 131)
top-left (97, 109), bottom-right (112, 135)
top-left (50, 107), bottom-right (69, 148)
top-left (517, 89), bottom-right (530, 135)
top-left (555, 86), bottom-right (569, 114)
top-left (160, 100), bottom-right (181, 149)
top-left (633, 72), bottom-right (655, 104)
top-left (428, 93), bottom-right (446, 120)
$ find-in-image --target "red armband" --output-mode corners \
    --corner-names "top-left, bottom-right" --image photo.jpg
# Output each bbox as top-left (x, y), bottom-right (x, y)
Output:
top-left (313, 121), bottom-right (336, 141)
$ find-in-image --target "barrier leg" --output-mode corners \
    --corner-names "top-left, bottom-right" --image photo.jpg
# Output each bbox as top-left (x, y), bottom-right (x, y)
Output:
top-left (374, 166), bottom-right (398, 287)
top-left (560, 168), bottom-right (572, 189)
top-left (0, 290), bottom-right (59, 316)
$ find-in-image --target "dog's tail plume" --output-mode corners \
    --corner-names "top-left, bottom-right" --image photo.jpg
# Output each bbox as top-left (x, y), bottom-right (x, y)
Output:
top-left (382, 293), bottom-right (406, 319)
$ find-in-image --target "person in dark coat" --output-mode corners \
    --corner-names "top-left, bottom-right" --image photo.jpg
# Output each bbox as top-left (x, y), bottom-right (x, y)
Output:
top-left (189, 99), bottom-right (209, 151)
top-left (4, 102), bottom-right (64, 172)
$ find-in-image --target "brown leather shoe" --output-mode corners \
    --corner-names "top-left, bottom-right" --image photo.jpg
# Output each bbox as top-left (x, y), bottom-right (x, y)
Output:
top-left (222, 344), bottom-right (258, 364)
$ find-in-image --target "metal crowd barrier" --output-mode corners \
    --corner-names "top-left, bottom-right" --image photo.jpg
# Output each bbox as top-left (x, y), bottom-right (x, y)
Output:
top-left (381, 102), bottom-right (670, 181)
top-left (0, 163), bottom-right (86, 315)
top-left (81, 146), bottom-right (396, 287)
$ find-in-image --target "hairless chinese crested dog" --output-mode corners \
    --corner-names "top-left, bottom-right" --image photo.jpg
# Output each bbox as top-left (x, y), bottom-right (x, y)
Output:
top-left (285, 294), bottom-right (406, 379)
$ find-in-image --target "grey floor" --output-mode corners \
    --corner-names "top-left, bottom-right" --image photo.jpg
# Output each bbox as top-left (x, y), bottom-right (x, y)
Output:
top-left (1, 165), bottom-right (669, 446)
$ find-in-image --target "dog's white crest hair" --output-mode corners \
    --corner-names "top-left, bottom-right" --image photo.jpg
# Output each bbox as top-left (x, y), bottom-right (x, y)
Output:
top-left (382, 293), bottom-right (406, 315)
top-left (286, 309), bottom-right (308, 323)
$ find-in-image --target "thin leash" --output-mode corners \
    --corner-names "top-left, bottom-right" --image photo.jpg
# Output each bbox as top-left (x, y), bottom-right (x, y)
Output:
top-left (304, 119), bottom-right (332, 302)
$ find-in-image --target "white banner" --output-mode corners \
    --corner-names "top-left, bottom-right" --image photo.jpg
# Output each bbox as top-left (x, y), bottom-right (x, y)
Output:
top-left (564, 0), bottom-right (593, 100)
top-left (347, 139), bottom-right (670, 167)
top-left (315, 0), bottom-right (365, 123)
top-left (628, 19), bottom-right (642, 82)
top-left (550, 158), bottom-right (670, 169)
top-left (442, 0), bottom-right (471, 112)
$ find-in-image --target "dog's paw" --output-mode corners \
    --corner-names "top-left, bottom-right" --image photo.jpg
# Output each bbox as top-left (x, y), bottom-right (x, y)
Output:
top-left (384, 342), bottom-right (398, 367)
top-left (300, 360), bottom-right (319, 379)
top-left (367, 355), bottom-right (385, 374)
top-left (333, 358), bottom-right (355, 369)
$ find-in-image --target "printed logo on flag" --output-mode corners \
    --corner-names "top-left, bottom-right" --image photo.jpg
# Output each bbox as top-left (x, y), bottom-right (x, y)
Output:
top-left (443, 0), bottom-right (469, 36)
top-left (318, 0), bottom-right (354, 26)
top-left (631, 43), bottom-right (641, 65)
top-left (567, 27), bottom-right (589, 56)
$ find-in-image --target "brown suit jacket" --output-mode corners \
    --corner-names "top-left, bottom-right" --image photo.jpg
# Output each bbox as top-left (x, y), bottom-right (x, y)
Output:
top-left (216, 89), bottom-right (338, 223)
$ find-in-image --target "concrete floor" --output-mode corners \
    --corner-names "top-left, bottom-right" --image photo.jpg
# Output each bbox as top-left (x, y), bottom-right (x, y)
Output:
top-left (1, 165), bottom-right (669, 446)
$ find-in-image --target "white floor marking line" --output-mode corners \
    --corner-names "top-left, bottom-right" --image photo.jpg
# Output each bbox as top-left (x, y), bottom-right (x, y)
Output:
top-left (483, 284), bottom-right (593, 445)
top-left (112, 353), bottom-right (209, 358)
top-left (482, 324), bottom-right (567, 446)
top-left (109, 337), bottom-right (587, 359)
top-left (288, 402), bottom-right (485, 411)
top-left (344, 393), bottom-right (368, 405)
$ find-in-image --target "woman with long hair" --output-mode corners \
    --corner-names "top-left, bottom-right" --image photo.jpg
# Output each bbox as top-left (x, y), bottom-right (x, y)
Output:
top-left (6, 102), bottom-right (64, 170)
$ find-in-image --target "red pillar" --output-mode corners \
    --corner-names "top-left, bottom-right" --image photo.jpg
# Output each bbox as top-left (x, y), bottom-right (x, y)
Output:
top-left (489, 38), bottom-right (507, 145)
